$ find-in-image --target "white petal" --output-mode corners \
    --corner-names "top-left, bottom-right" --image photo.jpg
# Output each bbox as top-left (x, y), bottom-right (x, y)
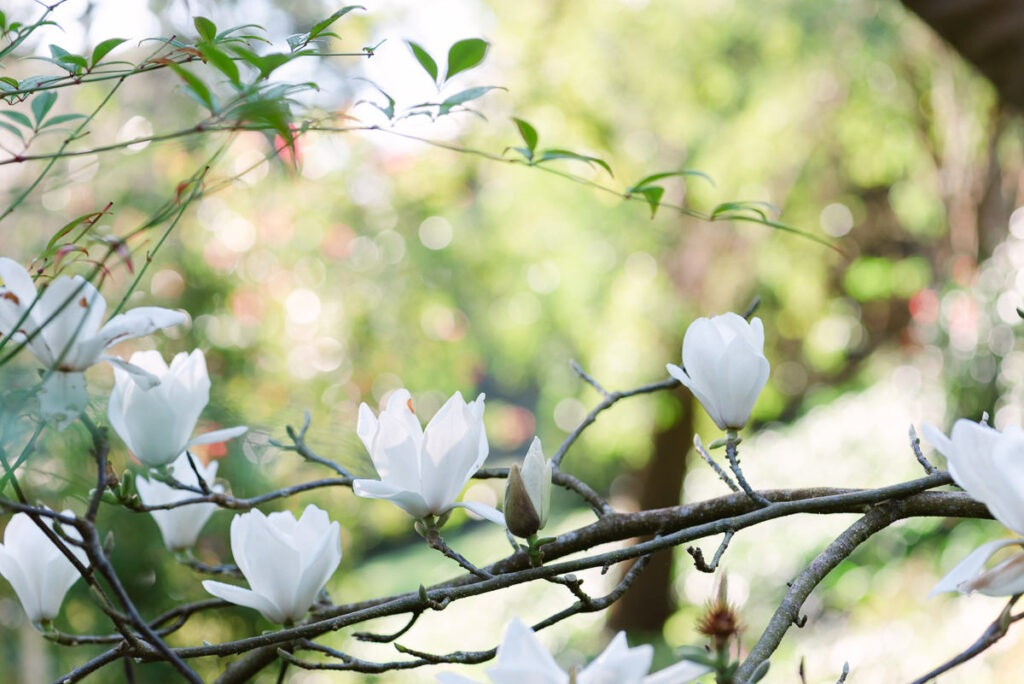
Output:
top-left (33, 276), bottom-right (106, 368)
top-left (352, 479), bottom-right (432, 518)
top-left (929, 538), bottom-right (1024, 597)
top-left (643, 659), bottom-right (714, 684)
top-left (920, 423), bottom-right (953, 461)
top-left (0, 258), bottom-right (38, 309)
top-left (580, 632), bottom-right (652, 684)
top-left (202, 580), bottom-right (285, 624)
top-left (421, 391), bottom-right (488, 512)
top-left (436, 675), bottom-right (484, 684)
top-left (102, 356), bottom-right (160, 389)
top-left (449, 501), bottom-right (507, 526)
top-left (0, 545), bottom-right (41, 622)
top-left (96, 306), bottom-right (187, 349)
top-left (187, 426), bottom-right (248, 447)
top-left (488, 618), bottom-right (566, 684)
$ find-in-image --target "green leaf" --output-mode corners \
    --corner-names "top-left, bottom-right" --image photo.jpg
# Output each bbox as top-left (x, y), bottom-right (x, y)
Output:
top-left (48, 45), bottom-right (84, 73)
top-left (406, 40), bottom-right (438, 83)
top-left (89, 38), bottom-right (127, 68)
top-left (355, 79), bottom-right (395, 119)
top-left (536, 148), bottom-right (613, 176)
top-left (194, 16), bottom-right (217, 42)
top-left (0, 77), bottom-right (18, 92)
top-left (445, 38), bottom-right (488, 82)
top-left (439, 85), bottom-right (502, 113)
top-left (39, 113), bottom-right (86, 129)
top-left (309, 6), bottom-right (364, 39)
top-left (0, 110), bottom-right (31, 127)
top-left (635, 186), bottom-right (665, 218)
top-left (631, 169), bottom-right (715, 189)
top-left (168, 64), bottom-right (215, 112)
top-left (0, 121), bottom-right (24, 141)
top-left (217, 24), bottom-right (268, 43)
top-left (200, 44), bottom-right (240, 86)
top-left (512, 118), bottom-right (538, 156)
top-left (30, 91), bottom-right (57, 126)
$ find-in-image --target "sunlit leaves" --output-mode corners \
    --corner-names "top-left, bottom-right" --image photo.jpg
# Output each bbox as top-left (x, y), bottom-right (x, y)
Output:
top-left (199, 43), bottom-right (240, 88)
top-left (194, 16), bottom-right (217, 42)
top-left (287, 6), bottom-right (363, 52)
top-left (30, 91), bottom-right (57, 125)
top-left (168, 63), bottom-right (216, 112)
top-left (89, 38), bottom-right (127, 69)
top-left (446, 38), bottom-right (488, 81)
top-left (438, 86), bottom-right (503, 115)
top-left (406, 41), bottom-right (438, 82)
top-left (627, 170), bottom-right (715, 218)
top-left (512, 118), bottom-right (538, 158)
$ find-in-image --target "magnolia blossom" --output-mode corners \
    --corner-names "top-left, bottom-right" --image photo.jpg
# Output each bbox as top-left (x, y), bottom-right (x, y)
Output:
top-left (667, 313), bottom-right (770, 431)
top-left (353, 389), bottom-right (504, 524)
top-left (136, 452), bottom-right (222, 551)
top-left (504, 437), bottom-right (552, 538)
top-left (0, 258), bottom-right (186, 428)
top-left (203, 505), bottom-right (341, 624)
top-left (436, 618), bottom-right (712, 684)
top-left (924, 420), bottom-right (1024, 596)
top-left (108, 349), bottom-right (247, 467)
top-left (0, 511), bottom-right (88, 623)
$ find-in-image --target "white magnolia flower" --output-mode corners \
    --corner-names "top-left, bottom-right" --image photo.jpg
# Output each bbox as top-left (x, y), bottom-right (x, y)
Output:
top-left (0, 511), bottom-right (88, 623)
top-left (108, 349), bottom-right (247, 467)
top-left (352, 389), bottom-right (504, 524)
top-left (504, 437), bottom-right (552, 538)
top-left (436, 618), bottom-right (713, 684)
top-left (136, 452), bottom-right (222, 551)
top-left (667, 313), bottom-right (770, 431)
top-left (0, 258), bottom-right (186, 428)
top-left (924, 420), bottom-right (1024, 596)
top-left (202, 505), bottom-right (341, 624)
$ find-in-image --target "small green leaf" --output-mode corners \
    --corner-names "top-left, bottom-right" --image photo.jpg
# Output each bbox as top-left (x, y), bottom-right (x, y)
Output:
top-left (194, 16), bottom-right (217, 42)
top-left (636, 186), bottom-right (665, 218)
top-left (439, 85), bottom-right (502, 112)
top-left (406, 40), bottom-right (438, 83)
top-left (0, 110), bottom-right (31, 127)
top-left (0, 77), bottom-right (18, 91)
top-left (309, 6), bottom-right (364, 39)
top-left (0, 121), bottom-right (24, 141)
top-left (89, 38), bottom-right (127, 68)
top-left (631, 169), bottom-right (715, 189)
top-left (200, 44), bottom-right (240, 86)
top-left (536, 148), bottom-right (612, 176)
top-left (355, 79), bottom-right (395, 119)
top-left (512, 118), bottom-right (538, 155)
top-left (445, 38), bottom-right (488, 82)
top-left (30, 91), bottom-right (57, 125)
top-left (39, 113), bottom-right (86, 129)
top-left (168, 64), bottom-right (215, 112)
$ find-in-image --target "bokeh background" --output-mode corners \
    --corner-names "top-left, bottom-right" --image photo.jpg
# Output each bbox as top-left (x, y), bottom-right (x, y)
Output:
top-left (2, 0), bottom-right (1024, 681)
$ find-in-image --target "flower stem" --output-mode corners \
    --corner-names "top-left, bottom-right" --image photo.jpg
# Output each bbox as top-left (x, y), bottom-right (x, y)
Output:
top-left (725, 430), bottom-right (771, 507)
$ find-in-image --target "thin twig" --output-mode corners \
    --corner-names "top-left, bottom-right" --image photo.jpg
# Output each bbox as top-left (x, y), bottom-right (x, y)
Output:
top-left (911, 596), bottom-right (1024, 684)
top-left (725, 432), bottom-right (771, 507)
top-left (570, 359), bottom-right (610, 398)
top-left (909, 425), bottom-right (939, 475)
top-left (687, 529), bottom-right (735, 573)
top-left (694, 434), bottom-right (739, 492)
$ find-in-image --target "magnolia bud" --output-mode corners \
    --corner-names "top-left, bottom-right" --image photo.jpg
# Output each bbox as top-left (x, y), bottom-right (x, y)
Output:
top-left (503, 437), bottom-right (552, 538)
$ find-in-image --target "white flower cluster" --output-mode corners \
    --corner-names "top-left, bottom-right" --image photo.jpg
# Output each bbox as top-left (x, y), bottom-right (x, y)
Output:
top-left (0, 260), bottom-right (774, 678)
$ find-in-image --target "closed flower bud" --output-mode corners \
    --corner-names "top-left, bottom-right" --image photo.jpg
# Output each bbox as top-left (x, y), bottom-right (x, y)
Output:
top-left (503, 437), bottom-right (551, 538)
top-left (667, 313), bottom-right (770, 431)
top-left (0, 511), bottom-right (88, 623)
top-left (202, 505), bottom-right (341, 624)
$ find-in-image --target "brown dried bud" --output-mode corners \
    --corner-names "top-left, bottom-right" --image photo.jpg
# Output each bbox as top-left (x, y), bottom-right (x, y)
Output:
top-left (504, 464), bottom-right (541, 538)
top-left (697, 577), bottom-right (742, 653)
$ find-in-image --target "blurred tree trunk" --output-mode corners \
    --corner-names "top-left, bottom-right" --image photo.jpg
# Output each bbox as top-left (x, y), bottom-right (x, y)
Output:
top-left (607, 393), bottom-right (693, 634)
top-left (901, 1), bottom-right (1024, 112)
